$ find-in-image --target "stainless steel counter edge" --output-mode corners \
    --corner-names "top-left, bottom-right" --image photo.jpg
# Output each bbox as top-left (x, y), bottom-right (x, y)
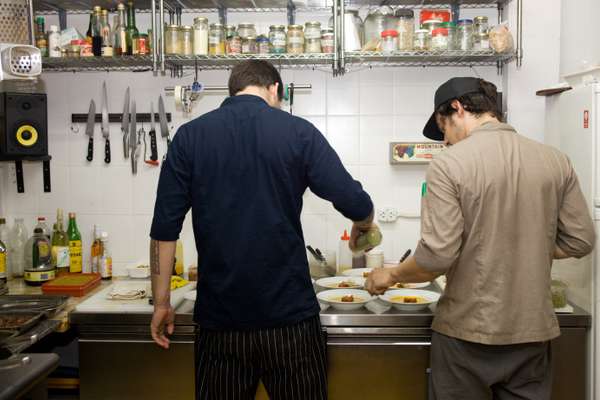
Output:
top-left (69, 300), bottom-right (591, 329)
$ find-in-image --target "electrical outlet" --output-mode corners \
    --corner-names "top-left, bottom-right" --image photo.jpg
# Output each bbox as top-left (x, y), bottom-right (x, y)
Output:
top-left (377, 207), bottom-right (399, 223)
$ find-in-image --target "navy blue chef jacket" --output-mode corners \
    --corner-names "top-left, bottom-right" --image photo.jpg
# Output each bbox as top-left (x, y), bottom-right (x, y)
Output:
top-left (150, 95), bottom-right (373, 330)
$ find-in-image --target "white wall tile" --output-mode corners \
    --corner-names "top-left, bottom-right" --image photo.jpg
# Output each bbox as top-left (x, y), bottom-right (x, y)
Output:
top-left (132, 167), bottom-right (161, 215)
top-left (327, 116), bottom-right (359, 165)
top-left (360, 68), bottom-right (395, 86)
top-left (359, 116), bottom-right (394, 165)
top-left (38, 165), bottom-right (69, 215)
top-left (327, 87), bottom-right (359, 115)
top-left (394, 85), bottom-right (434, 115)
top-left (359, 86), bottom-right (394, 115)
top-left (68, 167), bottom-right (101, 214)
top-left (293, 89), bottom-right (326, 116)
top-left (99, 166), bottom-right (133, 215)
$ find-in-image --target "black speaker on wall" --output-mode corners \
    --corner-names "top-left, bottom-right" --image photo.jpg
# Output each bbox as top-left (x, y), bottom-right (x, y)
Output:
top-left (0, 92), bottom-right (48, 159)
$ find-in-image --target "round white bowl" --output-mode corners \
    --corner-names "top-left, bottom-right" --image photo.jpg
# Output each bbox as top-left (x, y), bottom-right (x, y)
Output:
top-left (379, 289), bottom-right (440, 311)
top-left (341, 268), bottom-right (373, 277)
top-left (317, 289), bottom-right (374, 311)
top-left (315, 276), bottom-right (365, 291)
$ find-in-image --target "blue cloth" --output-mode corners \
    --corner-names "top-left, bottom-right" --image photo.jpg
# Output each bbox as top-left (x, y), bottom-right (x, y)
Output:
top-left (150, 95), bottom-right (373, 330)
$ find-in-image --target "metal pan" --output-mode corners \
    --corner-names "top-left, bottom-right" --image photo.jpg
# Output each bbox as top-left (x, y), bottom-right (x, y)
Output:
top-left (0, 311), bottom-right (45, 333)
top-left (0, 295), bottom-right (68, 316)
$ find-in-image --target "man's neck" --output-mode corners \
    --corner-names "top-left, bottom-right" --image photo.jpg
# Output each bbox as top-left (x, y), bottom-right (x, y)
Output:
top-left (236, 87), bottom-right (269, 102)
top-left (466, 114), bottom-right (500, 136)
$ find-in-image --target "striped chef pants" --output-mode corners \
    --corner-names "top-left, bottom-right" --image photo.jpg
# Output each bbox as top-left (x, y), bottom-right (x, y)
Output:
top-left (195, 314), bottom-right (327, 400)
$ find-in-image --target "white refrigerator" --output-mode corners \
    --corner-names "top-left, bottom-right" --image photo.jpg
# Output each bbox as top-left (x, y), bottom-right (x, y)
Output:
top-left (544, 76), bottom-right (599, 400)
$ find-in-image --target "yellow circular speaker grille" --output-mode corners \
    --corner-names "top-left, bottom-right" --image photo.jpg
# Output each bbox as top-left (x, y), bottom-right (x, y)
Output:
top-left (15, 125), bottom-right (38, 147)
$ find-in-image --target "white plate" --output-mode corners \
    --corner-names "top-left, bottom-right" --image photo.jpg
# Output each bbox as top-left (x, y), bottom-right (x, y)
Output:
top-left (317, 289), bottom-right (374, 311)
top-left (315, 276), bottom-right (365, 290)
top-left (388, 282), bottom-right (431, 290)
top-left (379, 289), bottom-right (440, 311)
top-left (341, 268), bottom-right (373, 277)
top-left (184, 291), bottom-right (196, 301)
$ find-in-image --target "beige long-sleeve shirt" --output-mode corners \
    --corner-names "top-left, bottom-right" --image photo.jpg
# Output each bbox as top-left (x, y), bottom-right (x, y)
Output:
top-left (414, 122), bottom-right (595, 345)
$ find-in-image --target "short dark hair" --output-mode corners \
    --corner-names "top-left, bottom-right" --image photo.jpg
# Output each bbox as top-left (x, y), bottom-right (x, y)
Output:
top-left (435, 79), bottom-right (503, 121)
top-left (228, 60), bottom-right (284, 100)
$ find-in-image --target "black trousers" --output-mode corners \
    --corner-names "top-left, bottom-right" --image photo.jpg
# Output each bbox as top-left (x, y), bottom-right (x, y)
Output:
top-left (195, 315), bottom-right (327, 400)
top-left (430, 331), bottom-right (553, 400)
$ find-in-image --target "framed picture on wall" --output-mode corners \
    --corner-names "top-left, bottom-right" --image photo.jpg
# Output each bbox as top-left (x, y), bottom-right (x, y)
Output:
top-left (389, 142), bottom-right (446, 164)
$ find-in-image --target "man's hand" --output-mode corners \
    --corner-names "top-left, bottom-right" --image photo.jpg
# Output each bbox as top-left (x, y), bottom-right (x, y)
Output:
top-left (365, 267), bottom-right (396, 295)
top-left (151, 305), bottom-right (175, 349)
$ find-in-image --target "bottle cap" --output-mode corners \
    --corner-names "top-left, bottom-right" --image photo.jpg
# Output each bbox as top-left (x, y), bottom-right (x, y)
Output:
top-left (341, 229), bottom-right (350, 241)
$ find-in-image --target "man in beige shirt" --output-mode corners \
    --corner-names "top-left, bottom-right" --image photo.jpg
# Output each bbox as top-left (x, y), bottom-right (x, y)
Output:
top-left (366, 77), bottom-right (595, 399)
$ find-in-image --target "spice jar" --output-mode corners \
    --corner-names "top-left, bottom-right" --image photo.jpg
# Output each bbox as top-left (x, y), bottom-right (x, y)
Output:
top-left (431, 28), bottom-right (449, 50)
top-left (193, 17), bottom-right (208, 55)
top-left (137, 33), bottom-right (149, 55)
top-left (67, 40), bottom-right (83, 58)
top-left (180, 25), bottom-right (193, 55)
top-left (165, 24), bottom-right (181, 55)
top-left (381, 29), bottom-right (398, 52)
top-left (305, 21), bottom-right (321, 39)
top-left (414, 29), bottom-right (430, 51)
top-left (238, 23), bottom-right (257, 40)
top-left (257, 35), bottom-right (270, 54)
top-left (473, 16), bottom-right (490, 50)
top-left (209, 23), bottom-right (225, 55)
top-left (242, 36), bottom-right (256, 54)
top-left (287, 24), bottom-right (304, 54)
top-left (421, 19), bottom-right (442, 35)
top-left (226, 34), bottom-right (241, 54)
top-left (269, 25), bottom-right (287, 54)
top-left (441, 22), bottom-right (457, 50)
top-left (457, 19), bottom-right (474, 50)
top-left (395, 8), bottom-right (414, 51)
top-left (321, 28), bottom-right (334, 53)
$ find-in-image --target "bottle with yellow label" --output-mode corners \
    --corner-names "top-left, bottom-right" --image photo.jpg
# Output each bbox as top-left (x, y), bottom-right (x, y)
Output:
top-left (67, 212), bottom-right (82, 273)
top-left (51, 209), bottom-right (70, 276)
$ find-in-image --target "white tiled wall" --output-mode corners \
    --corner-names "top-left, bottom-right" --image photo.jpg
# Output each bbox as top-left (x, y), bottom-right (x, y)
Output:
top-left (0, 0), bottom-right (562, 276)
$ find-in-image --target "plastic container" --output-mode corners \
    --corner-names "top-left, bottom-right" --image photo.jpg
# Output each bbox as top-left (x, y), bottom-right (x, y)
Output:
top-left (337, 230), bottom-right (352, 275)
top-left (42, 273), bottom-right (101, 296)
top-left (381, 29), bottom-right (398, 52)
top-left (395, 8), bottom-right (414, 50)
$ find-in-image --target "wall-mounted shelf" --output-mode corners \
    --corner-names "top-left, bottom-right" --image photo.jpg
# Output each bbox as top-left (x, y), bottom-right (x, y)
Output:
top-left (166, 53), bottom-right (334, 69)
top-left (345, 50), bottom-right (514, 68)
top-left (42, 56), bottom-right (153, 72)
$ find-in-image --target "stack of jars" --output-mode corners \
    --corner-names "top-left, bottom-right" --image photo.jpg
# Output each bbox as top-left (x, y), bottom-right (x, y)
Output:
top-left (412, 10), bottom-right (490, 51)
top-left (165, 20), bottom-right (334, 56)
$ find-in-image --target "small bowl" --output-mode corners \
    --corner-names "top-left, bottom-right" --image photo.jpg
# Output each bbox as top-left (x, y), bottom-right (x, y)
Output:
top-left (317, 289), bottom-right (374, 311)
top-left (127, 265), bottom-right (150, 279)
top-left (379, 289), bottom-right (440, 311)
top-left (315, 276), bottom-right (365, 291)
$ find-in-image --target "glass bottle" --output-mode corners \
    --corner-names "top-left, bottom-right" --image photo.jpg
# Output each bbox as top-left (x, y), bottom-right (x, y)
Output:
top-left (24, 228), bottom-right (54, 286)
top-left (35, 217), bottom-right (51, 240)
top-left (0, 218), bottom-right (7, 283)
top-left (51, 209), bottom-right (70, 276)
top-left (90, 225), bottom-right (101, 274)
top-left (35, 16), bottom-right (48, 57)
top-left (99, 232), bottom-right (112, 280)
top-left (125, 1), bottom-right (139, 56)
top-left (9, 218), bottom-right (28, 278)
top-left (86, 12), bottom-right (93, 44)
top-left (100, 9), bottom-right (113, 56)
top-left (113, 3), bottom-right (128, 56)
top-left (91, 6), bottom-right (103, 56)
top-left (67, 213), bottom-right (82, 273)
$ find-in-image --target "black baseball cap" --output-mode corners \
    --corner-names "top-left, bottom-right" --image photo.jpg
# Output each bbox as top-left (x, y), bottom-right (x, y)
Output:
top-left (423, 77), bottom-right (483, 141)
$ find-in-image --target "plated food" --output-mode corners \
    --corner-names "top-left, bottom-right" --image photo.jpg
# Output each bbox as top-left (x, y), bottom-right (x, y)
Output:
top-left (388, 282), bottom-right (430, 290)
top-left (341, 268), bottom-right (373, 278)
top-left (316, 289), bottom-right (374, 311)
top-left (379, 289), bottom-right (440, 311)
top-left (315, 276), bottom-right (365, 290)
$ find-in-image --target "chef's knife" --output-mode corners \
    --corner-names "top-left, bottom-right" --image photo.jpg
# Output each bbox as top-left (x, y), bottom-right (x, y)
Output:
top-left (158, 95), bottom-right (171, 160)
top-left (149, 102), bottom-right (159, 162)
top-left (129, 101), bottom-right (137, 174)
top-left (101, 82), bottom-right (111, 164)
top-left (121, 87), bottom-right (130, 159)
top-left (85, 100), bottom-right (95, 162)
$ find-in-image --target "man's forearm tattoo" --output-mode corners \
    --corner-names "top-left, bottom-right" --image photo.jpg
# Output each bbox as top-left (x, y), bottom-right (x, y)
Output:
top-left (150, 240), bottom-right (160, 275)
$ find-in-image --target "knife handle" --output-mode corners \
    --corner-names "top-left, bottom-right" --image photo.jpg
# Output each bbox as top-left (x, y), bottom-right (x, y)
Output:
top-left (105, 138), bottom-right (111, 164)
top-left (149, 129), bottom-right (158, 161)
top-left (87, 137), bottom-right (94, 162)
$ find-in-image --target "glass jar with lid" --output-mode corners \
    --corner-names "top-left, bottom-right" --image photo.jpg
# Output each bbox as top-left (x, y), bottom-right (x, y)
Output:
top-left (305, 21), bottom-right (321, 39)
top-left (321, 28), bottom-right (334, 53)
top-left (364, 6), bottom-right (392, 46)
top-left (287, 25), bottom-right (304, 54)
top-left (431, 27), bottom-right (449, 50)
top-left (381, 29), bottom-right (398, 52)
top-left (242, 36), bottom-right (256, 54)
top-left (395, 8), bottom-right (414, 51)
top-left (414, 29), bottom-right (431, 51)
top-left (165, 24), bottom-right (181, 55)
top-left (305, 38), bottom-right (321, 53)
top-left (473, 16), bottom-right (490, 50)
top-left (269, 25), bottom-right (287, 54)
top-left (225, 25), bottom-right (237, 39)
top-left (238, 23), bottom-right (257, 40)
top-left (257, 35), bottom-right (270, 54)
top-left (440, 21), bottom-right (457, 50)
top-left (209, 23), bottom-right (225, 55)
top-left (180, 25), bottom-right (193, 55)
top-left (457, 19), bottom-right (474, 50)
top-left (226, 34), bottom-right (241, 54)
top-left (193, 17), bottom-right (208, 55)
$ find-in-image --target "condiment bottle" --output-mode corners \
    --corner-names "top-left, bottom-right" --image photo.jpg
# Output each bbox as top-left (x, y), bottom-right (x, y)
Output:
top-left (99, 232), bottom-right (112, 280)
top-left (337, 230), bottom-right (352, 274)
